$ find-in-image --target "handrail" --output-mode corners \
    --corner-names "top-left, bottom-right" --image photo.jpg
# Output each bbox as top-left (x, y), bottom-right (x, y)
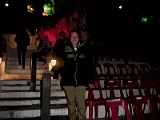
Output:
top-left (30, 52), bottom-right (37, 91)
top-left (40, 72), bottom-right (51, 120)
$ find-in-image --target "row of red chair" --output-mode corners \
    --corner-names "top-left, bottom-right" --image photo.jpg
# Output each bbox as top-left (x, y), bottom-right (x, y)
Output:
top-left (85, 79), bottom-right (160, 120)
top-left (95, 63), bottom-right (160, 87)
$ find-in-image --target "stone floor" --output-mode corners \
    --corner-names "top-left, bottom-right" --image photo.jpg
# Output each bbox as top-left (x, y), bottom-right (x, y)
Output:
top-left (3, 114), bottom-right (160, 120)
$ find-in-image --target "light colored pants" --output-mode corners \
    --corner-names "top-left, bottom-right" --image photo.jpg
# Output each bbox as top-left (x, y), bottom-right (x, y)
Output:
top-left (63, 86), bottom-right (86, 120)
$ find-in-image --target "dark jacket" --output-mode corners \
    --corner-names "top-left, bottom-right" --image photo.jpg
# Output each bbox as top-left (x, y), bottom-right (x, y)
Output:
top-left (53, 38), bottom-right (67, 58)
top-left (60, 40), bottom-right (94, 87)
top-left (14, 32), bottom-right (30, 47)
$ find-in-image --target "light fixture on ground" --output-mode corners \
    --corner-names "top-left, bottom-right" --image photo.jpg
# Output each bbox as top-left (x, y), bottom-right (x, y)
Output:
top-left (49, 55), bottom-right (64, 79)
top-left (51, 60), bottom-right (56, 66)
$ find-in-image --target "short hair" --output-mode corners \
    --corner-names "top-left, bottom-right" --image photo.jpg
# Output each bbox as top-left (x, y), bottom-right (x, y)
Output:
top-left (59, 31), bottom-right (66, 37)
top-left (68, 29), bottom-right (81, 39)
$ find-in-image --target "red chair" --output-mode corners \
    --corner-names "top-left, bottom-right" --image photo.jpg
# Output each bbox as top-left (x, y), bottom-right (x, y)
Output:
top-left (94, 63), bottom-right (106, 81)
top-left (150, 65), bottom-right (160, 85)
top-left (104, 80), bottom-right (125, 99)
top-left (85, 80), bottom-right (105, 120)
top-left (124, 80), bottom-right (143, 115)
top-left (103, 63), bottom-right (120, 80)
top-left (128, 64), bottom-right (141, 80)
top-left (131, 96), bottom-right (158, 120)
top-left (141, 79), bottom-right (160, 114)
top-left (104, 80), bottom-right (127, 119)
top-left (142, 79), bottom-right (160, 98)
top-left (139, 64), bottom-right (152, 81)
top-left (124, 80), bottom-right (143, 98)
top-left (116, 64), bottom-right (132, 79)
top-left (139, 64), bottom-right (150, 72)
top-left (105, 98), bottom-right (132, 120)
top-left (116, 64), bottom-right (132, 87)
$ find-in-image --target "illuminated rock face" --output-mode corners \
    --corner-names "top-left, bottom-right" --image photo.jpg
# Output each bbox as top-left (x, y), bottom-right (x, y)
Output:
top-left (39, 10), bottom-right (88, 48)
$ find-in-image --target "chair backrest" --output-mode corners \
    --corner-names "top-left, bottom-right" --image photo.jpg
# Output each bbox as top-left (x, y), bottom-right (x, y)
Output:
top-left (106, 98), bottom-right (132, 120)
top-left (124, 80), bottom-right (143, 98)
top-left (103, 63), bottom-right (120, 80)
top-left (150, 65), bottom-right (160, 71)
top-left (139, 64), bottom-right (150, 72)
top-left (116, 64), bottom-right (132, 80)
top-left (141, 79), bottom-right (160, 98)
top-left (88, 80), bottom-right (104, 100)
top-left (94, 63), bottom-right (106, 80)
top-left (128, 64), bottom-right (140, 80)
top-left (104, 80), bottom-right (124, 99)
top-left (139, 64), bottom-right (151, 80)
top-left (131, 96), bottom-right (157, 120)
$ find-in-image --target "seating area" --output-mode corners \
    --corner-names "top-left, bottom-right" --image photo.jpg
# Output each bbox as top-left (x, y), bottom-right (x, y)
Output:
top-left (86, 63), bottom-right (160, 120)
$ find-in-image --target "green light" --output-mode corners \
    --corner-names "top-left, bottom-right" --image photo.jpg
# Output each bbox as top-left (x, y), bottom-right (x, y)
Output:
top-left (43, 4), bottom-right (54, 16)
top-left (43, 0), bottom-right (55, 16)
top-left (51, 0), bottom-right (54, 5)
top-left (141, 17), bottom-right (148, 22)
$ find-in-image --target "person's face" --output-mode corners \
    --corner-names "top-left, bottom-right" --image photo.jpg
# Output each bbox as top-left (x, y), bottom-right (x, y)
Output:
top-left (60, 35), bottom-right (65, 40)
top-left (70, 32), bottom-right (79, 47)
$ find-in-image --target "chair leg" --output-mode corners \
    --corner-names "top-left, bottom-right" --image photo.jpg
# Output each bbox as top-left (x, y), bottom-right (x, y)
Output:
top-left (89, 102), bottom-right (93, 120)
top-left (105, 106), bottom-right (111, 120)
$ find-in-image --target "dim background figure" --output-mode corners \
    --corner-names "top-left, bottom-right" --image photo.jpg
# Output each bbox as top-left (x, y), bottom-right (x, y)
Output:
top-left (14, 25), bottom-right (30, 69)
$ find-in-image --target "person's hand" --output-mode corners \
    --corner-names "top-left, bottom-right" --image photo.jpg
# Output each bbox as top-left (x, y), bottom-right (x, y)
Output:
top-left (50, 71), bottom-right (54, 76)
top-left (44, 71), bottom-right (54, 75)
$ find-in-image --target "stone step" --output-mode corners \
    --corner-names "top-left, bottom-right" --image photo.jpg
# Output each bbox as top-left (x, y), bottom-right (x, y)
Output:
top-left (6, 57), bottom-right (43, 62)
top-left (5, 49), bottom-right (39, 58)
top-left (7, 58), bottom-right (31, 62)
top-left (0, 80), bottom-right (60, 85)
top-left (0, 105), bottom-right (105, 119)
top-left (1, 85), bottom-right (61, 91)
top-left (6, 64), bottom-right (45, 70)
top-left (5, 69), bottom-right (45, 75)
top-left (27, 44), bottom-right (37, 50)
top-left (0, 98), bottom-right (67, 106)
top-left (0, 74), bottom-right (43, 80)
top-left (0, 79), bottom-right (61, 91)
top-left (0, 91), bottom-right (65, 98)
top-left (6, 61), bottom-right (44, 66)
top-left (0, 105), bottom-right (67, 111)
top-left (0, 107), bottom-right (68, 119)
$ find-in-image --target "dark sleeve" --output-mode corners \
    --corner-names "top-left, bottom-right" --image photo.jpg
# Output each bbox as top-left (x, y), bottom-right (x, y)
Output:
top-left (53, 40), bottom-right (59, 53)
top-left (85, 45), bottom-right (95, 84)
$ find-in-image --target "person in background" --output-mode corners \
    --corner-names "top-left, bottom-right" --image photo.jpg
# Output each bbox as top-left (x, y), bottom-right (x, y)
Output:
top-left (51, 31), bottom-right (67, 78)
top-left (0, 33), bottom-right (6, 57)
top-left (59, 29), bottom-right (94, 120)
top-left (14, 26), bottom-right (30, 69)
top-left (53, 31), bottom-right (67, 58)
